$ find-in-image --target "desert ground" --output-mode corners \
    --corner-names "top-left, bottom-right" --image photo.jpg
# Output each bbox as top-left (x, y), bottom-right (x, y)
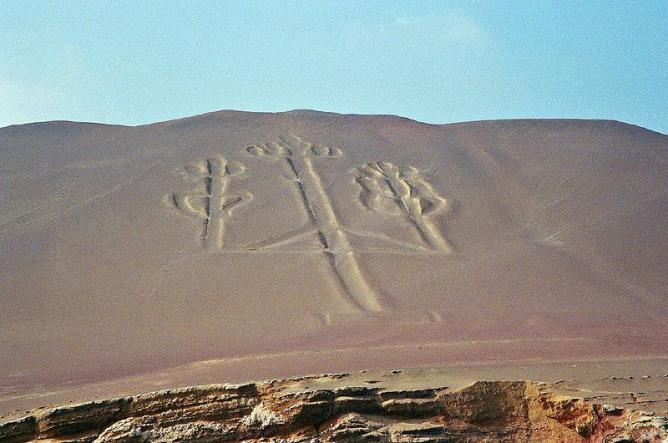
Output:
top-left (0, 110), bottom-right (666, 431)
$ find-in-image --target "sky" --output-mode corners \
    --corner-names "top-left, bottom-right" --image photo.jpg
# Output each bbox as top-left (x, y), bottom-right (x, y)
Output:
top-left (1, 1), bottom-right (666, 132)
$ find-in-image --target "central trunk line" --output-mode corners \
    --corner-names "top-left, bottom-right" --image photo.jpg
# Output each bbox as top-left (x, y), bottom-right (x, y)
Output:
top-left (286, 153), bottom-right (385, 312)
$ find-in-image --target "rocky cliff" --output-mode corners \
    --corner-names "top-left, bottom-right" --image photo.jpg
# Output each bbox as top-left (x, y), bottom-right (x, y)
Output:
top-left (1, 373), bottom-right (666, 442)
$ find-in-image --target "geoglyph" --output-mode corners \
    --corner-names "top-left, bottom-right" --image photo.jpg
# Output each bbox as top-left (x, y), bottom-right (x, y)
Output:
top-left (169, 135), bottom-right (451, 313)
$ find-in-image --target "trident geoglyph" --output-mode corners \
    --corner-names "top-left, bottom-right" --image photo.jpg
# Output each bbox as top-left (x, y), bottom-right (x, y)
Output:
top-left (168, 135), bottom-right (452, 314)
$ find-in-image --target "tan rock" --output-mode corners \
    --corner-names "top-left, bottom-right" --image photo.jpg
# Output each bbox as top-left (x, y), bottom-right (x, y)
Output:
top-left (1, 374), bottom-right (665, 442)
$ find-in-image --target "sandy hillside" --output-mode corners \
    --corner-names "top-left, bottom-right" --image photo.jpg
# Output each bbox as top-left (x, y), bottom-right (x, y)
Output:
top-left (0, 110), bottom-right (666, 401)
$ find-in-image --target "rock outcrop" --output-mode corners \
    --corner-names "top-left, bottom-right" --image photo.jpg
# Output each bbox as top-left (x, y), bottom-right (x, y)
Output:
top-left (1, 375), bottom-right (666, 442)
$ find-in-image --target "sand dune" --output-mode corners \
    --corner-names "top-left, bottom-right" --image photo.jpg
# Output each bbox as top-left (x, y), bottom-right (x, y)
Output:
top-left (0, 111), bottom-right (666, 408)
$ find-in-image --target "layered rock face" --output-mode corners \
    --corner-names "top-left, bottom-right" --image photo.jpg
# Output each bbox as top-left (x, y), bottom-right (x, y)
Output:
top-left (1, 375), bottom-right (666, 442)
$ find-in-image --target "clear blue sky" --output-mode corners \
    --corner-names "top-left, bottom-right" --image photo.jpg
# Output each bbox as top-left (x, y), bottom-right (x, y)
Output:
top-left (1, 1), bottom-right (666, 132)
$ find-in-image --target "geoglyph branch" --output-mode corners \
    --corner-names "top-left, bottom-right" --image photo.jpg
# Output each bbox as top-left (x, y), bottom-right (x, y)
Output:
top-left (171, 156), bottom-right (251, 251)
top-left (357, 161), bottom-right (452, 253)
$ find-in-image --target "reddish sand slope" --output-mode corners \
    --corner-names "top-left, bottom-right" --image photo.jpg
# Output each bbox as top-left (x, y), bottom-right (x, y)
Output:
top-left (0, 111), bottom-right (666, 393)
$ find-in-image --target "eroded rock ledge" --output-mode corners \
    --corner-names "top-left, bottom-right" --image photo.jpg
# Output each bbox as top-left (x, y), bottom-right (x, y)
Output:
top-left (1, 375), bottom-right (666, 442)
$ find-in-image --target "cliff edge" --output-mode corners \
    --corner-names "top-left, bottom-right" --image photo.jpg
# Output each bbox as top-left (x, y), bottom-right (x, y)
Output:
top-left (1, 372), bottom-right (666, 442)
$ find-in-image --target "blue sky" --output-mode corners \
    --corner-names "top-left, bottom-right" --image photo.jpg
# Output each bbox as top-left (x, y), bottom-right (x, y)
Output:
top-left (1, 1), bottom-right (666, 132)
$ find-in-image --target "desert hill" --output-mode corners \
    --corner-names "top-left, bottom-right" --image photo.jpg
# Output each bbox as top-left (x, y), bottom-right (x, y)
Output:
top-left (0, 110), bottom-right (666, 407)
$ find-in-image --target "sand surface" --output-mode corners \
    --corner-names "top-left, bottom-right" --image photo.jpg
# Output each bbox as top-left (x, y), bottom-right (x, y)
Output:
top-left (0, 110), bottom-right (666, 417)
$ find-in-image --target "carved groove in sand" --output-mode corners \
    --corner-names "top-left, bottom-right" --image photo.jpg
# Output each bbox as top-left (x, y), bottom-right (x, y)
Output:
top-left (246, 135), bottom-right (385, 312)
top-left (170, 156), bottom-right (252, 251)
top-left (357, 162), bottom-right (452, 253)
